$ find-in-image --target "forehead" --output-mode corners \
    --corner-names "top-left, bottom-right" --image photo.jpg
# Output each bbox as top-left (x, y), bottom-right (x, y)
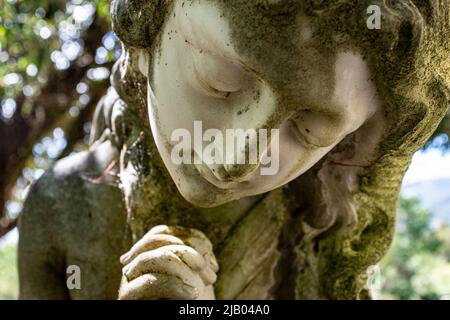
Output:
top-left (179, 0), bottom-right (339, 96)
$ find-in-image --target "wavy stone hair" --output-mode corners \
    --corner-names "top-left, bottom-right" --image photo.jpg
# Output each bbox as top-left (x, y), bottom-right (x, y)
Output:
top-left (100, 0), bottom-right (450, 299)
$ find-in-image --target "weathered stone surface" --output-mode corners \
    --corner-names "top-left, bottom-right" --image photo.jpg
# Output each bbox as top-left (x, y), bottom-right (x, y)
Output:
top-left (18, 0), bottom-right (450, 299)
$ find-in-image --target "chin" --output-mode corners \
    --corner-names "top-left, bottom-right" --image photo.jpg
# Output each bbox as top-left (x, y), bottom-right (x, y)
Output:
top-left (174, 173), bottom-right (233, 208)
top-left (179, 188), bottom-right (235, 208)
top-left (171, 164), bottom-right (289, 207)
top-left (177, 177), bottom-right (278, 208)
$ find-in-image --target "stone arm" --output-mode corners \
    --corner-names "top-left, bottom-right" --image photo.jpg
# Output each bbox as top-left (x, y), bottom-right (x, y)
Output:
top-left (18, 140), bottom-right (131, 299)
top-left (18, 174), bottom-right (70, 299)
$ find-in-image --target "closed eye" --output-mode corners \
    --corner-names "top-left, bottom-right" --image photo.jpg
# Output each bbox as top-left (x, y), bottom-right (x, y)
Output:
top-left (192, 58), bottom-right (233, 98)
top-left (189, 46), bottom-right (248, 99)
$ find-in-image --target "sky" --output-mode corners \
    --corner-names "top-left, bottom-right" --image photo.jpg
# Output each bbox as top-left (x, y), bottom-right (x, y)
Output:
top-left (403, 149), bottom-right (450, 186)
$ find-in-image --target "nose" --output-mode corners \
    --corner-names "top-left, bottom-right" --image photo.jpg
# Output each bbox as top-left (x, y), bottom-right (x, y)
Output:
top-left (221, 128), bottom-right (276, 182)
top-left (223, 136), bottom-right (261, 181)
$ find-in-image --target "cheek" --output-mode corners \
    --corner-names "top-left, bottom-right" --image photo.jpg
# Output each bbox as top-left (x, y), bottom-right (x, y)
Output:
top-left (332, 52), bottom-right (378, 132)
top-left (278, 123), bottom-right (334, 175)
top-left (150, 30), bottom-right (200, 134)
top-left (242, 121), bottom-right (334, 194)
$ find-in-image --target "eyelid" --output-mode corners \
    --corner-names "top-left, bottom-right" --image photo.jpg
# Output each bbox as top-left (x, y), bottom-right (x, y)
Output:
top-left (189, 45), bottom-right (248, 97)
top-left (189, 41), bottom-right (247, 78)
top-left (192, 59), bottom-right (232, 99)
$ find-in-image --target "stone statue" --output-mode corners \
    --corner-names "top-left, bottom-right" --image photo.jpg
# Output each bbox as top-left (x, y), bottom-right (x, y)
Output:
top-left (18, 0), bottom-right (450, 299)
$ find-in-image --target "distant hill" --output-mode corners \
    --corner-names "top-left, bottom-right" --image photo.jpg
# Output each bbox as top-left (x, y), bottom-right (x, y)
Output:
top-left (402, 178), bottom-right (450, 225)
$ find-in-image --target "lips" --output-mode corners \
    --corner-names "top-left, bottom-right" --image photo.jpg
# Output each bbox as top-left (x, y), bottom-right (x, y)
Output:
top-left (192, 150), bottom-right (261, 190)
top-left (224, 163), bottom-right (260, 181)
top-left (194, 162), bottom-right (241, 190)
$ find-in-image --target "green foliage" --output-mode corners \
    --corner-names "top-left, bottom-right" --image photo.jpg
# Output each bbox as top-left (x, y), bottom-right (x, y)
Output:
top-left (1, 0), bottom-right (119, 222)
top-left (381, 198), bottom-right (450, 300)
top-left (437, 228), bottom-right (450, 262)
top-left (0, 0), bottom-right (115, 114)
top-left (0, 244), bottom-right (18, 300)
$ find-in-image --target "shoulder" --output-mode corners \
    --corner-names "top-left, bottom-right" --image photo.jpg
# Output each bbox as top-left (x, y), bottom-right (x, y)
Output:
top-left (20, 140), bottom-right (124, 238)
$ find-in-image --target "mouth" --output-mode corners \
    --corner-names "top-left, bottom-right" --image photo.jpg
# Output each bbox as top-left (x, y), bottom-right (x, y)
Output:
top-left (194, 162), bottom-right (242, 190)
top-left (190, 148), bottom-right (258, 189)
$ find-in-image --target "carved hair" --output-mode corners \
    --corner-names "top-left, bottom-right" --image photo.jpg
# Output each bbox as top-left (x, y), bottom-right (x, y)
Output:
top-left (102, 0), bottom-right (450, 298)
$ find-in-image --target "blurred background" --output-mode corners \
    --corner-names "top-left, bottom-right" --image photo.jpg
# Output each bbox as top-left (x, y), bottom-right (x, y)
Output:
top-left (0, 0), bottom-right (449, 300)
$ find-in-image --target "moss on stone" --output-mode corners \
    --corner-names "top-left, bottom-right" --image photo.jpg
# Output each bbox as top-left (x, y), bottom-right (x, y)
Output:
top-left (106, 0), bottom-right (450, 299)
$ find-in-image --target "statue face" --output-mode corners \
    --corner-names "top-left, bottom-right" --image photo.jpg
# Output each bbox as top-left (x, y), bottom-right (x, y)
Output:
top-left (140, 1), bottom-right (380, 207)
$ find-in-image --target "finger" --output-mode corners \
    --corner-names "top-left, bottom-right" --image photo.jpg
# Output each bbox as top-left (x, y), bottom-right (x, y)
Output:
top-left (210, 254), bottom-right (219, 273)
top-left (120, 234), bottom-right (184, 265)
top-left (199, 285), bottom-right (216, 300)
top-left (123, 247), bottom-right (204, 287)
top-left (148, 226), bottom-right (212, 251)
top-left (146, 244), bottom-right (216, 286)
top-left (162, 245), bottom-right (206, 271)
top-left (188, 237), bottom-right (219, 273)
top-left (199, 265), bottom-right (218, 286)
top-left (147, 225), bottom-right (218, 272)
top-left (119, 274), bottom-right (198, 300)
top-left (147, 225), bottom-right (171, 235)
